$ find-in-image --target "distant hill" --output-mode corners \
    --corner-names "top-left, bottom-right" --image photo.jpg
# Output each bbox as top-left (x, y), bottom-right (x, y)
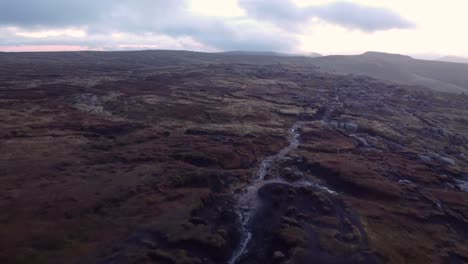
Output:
top-left (219, 51), bottom-right (322, 57)
top-left (0, 50), bottom-right (320, 76)
top-left (307, 52), bottom-right (323, 57)
top-left (438, 56), bottom-right (468, 64)
top-left (310, 51), bottom-right (468, 93)
top-left (1, 49), bottom-right (467, 93)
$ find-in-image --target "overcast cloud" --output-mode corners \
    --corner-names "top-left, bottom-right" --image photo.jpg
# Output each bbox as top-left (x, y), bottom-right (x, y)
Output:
top-left (0, 0), bottom-right (418, 52)
top-left (239, 0), bottom-right (415, 32)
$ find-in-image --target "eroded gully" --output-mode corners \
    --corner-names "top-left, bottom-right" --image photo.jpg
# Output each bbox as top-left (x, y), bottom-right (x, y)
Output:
top-left (227, 121), bottom-right (335, 264)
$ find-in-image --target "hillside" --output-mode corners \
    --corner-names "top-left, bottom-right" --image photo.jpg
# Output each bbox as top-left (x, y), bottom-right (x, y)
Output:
top-left (311, 51), bottom-right (468, 93)
top-left (0, 50), bottom-right (318, 76)
top-left (219, 51), bottom-right (322, 57)
top-left (2, 50), bottom-right (468, 94)
top-left (438, 56), bottom-right (468, 64)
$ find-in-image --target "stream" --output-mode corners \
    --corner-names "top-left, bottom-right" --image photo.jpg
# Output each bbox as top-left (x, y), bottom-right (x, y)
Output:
top-left (228, 122), bottom-right (335, 264)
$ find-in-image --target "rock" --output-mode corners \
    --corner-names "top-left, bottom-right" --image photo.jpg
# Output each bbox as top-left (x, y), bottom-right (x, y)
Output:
top-left (70, 94), bottom-right (107, 114)
top-left (455, 180), bottom-right (468, 192)
top-left (418, 155), bottom-right (432, 163)
top-left (398, 179), bottom-right (412, 185)
top-left (344, 122), bottom-right (358, 131)
top-left (440, 157), bottom-right (456, 166)
top-left (458, 153), bottom-right (468, 161)
top-left (282, 216), bottom-right (299, 226)
top-left (350, 134), bottom-right (370, 147)
top-left (294, 157), bottom-right (304, 164)
top-left (328, 121), bottom-right (358, 131)
top-left (273, 251), bottom-right (286, 261)
top-left (428, 152), bottom-right (441, 159)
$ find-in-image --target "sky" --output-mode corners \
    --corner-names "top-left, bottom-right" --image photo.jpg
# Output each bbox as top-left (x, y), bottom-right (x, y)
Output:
top-left (0, 0), bottom-right (467, 58)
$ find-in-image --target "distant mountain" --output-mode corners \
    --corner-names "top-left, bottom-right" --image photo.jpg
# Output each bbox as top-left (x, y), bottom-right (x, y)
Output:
top-left (219, 51), bottom-right (282, 56)
top-left (438, 56), bottom-right (468, 64)
top-left (219, 51), bottom-right (322, 57)
top-left (306, 52), bottom-right (323, 57)
top-left (310, 51), bottom-right (468, 93)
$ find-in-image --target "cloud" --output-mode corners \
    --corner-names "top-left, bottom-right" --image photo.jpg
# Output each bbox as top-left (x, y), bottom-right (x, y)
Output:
top-left (0, 0), bottom-right (414, 52)
top-left (239, 0), bottom-right (416, 32)
top-left (0, 0), bottom-right (111, 27)
top-left (0, 0), bottom-right (298, 51)
top-left (0, 0), bottom-right (186, 28)
top-left (308, 2), bottom-right (416, 32)
top-left (238, 0), bottom-right (307, 29)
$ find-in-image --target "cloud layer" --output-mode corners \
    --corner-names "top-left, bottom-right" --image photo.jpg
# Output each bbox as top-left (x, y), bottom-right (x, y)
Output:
top-left (0, 0), bottom-right (415, 51)
top-left (239, 0), bottom-right (415, 32)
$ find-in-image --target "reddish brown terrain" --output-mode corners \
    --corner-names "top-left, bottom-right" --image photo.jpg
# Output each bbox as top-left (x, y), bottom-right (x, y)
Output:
top-left (0, 51), bottom-right (467, 264)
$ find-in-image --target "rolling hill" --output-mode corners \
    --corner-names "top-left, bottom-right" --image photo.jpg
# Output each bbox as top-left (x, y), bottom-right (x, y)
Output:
top-left (219, 51), bottom-right (322, 57)
top-left (438, 55), bottom-right (468, 64)
top-left (310, 51), bottom-right (468, 93)
top-left (1, 50), bottom-right (467, 93)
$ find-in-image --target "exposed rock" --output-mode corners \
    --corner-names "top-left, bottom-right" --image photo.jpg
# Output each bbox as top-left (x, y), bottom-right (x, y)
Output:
top-left (282, 216), bottom-right (299, 226)
top-left (329, 121), bottom-right (359, 131)
top-left (440, 156), bottom-right (456, 166)
top-left (273, 251), bottom-right (286, 261)
top-left (70, 93), bottom-right (108, 115)
top-left (458, 153), bottom-right (468, 161)
top-left (418, 155), bottom-right (432, 163)
top-left (281, 167), bottom-right (304, 181)
top-left (350, 134), bottom-right (370, 147)
top-left (344, 122), bottom-right (359, 131)
top-left (398, 179), bottom-right (412, 185)
top-left (456, 180), bottom-right (468, 192)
